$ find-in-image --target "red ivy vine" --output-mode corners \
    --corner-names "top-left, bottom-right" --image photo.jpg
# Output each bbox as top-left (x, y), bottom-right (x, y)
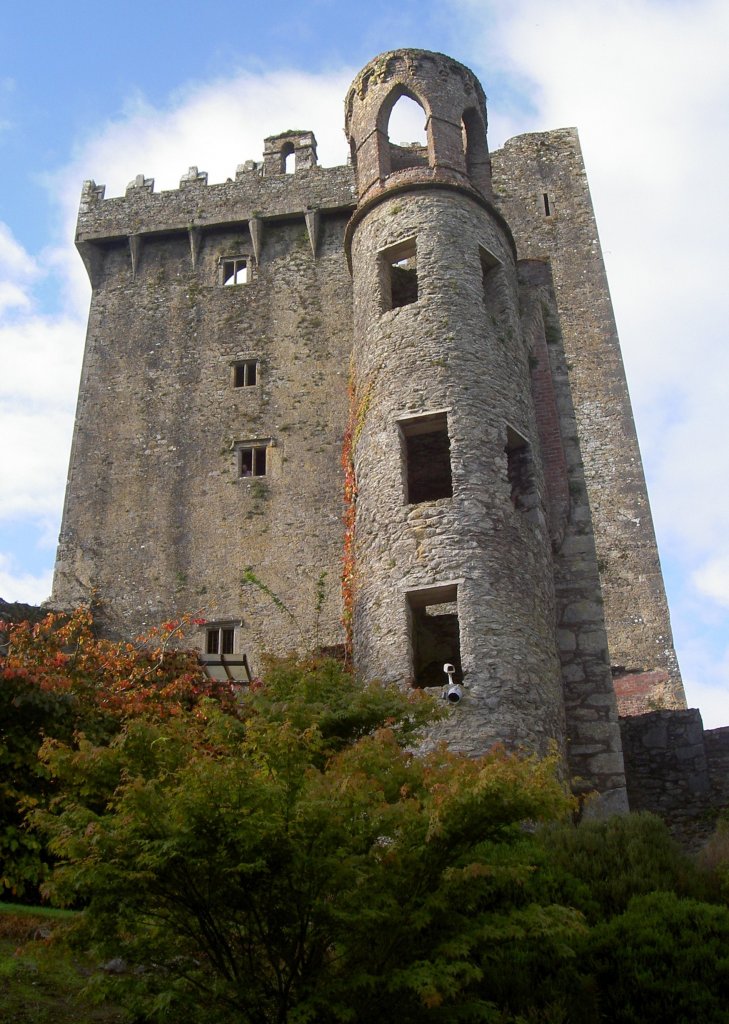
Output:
top-left (341, 370), bottom-right (373, 658)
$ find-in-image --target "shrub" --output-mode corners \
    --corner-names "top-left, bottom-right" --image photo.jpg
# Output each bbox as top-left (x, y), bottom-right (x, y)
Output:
top-left (35, 660), bottom-right (578, 1024)
top-left (0, 609), bottom-right (233, 898)
top-left (534, 811), bottom-right (704, 922)
top-left (586, 891), bottom-right (729, 1023)
top-left (697, 816), bottom-right (729, 903)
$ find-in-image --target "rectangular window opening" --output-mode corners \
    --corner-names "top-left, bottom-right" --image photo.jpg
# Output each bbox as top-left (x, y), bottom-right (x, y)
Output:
top-left (479, 245), bottom-right (502, 311)
top-left (221, 627), bottom-right (235, 655)
top-left (381, 238), bottom-right (418, 310)
top-left (543, 193), bottom-right (551, 216)
top-left (239, 444), bottom-right (268, 477)
top-left (399, 411), bottom-right (453, 504)
top-left (505, 425), bottom-right (533, 509)
top-left (408, 584), bottom-right (462, 689)
top-left (234, 360), bottom-right (258, 388)
top-left (206, 625), bottom-right (237, 656)
top-left (221, 257), bottom-right (249, 286)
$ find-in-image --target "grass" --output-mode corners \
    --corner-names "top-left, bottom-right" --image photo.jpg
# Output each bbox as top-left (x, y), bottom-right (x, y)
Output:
top-left (0, 903), bottom-right (126, 1024)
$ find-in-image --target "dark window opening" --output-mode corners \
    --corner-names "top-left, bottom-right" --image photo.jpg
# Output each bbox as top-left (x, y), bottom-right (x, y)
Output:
top-left (400, 412), bottom-right (452, 504)
top-left (221, 257), bottom-right (248, 286)
top-left (408, 584), bottom-right (461, 689)
top-left (382, 238), bottom-right (418, 310)
top-left (234, 360), bottom-right (258, 388)
top-left (543, 193), bottom-right (551, 216)
top-left (239, 445), bottom-right (267, 477)
top-left (206, 626), bottom-right (236, 655)
top-left (480, 245), bottom-right (501, 311)
top-left (505, 426), bottom-right (533, 509)
top-left (461, 107), bottom-right (490, 191)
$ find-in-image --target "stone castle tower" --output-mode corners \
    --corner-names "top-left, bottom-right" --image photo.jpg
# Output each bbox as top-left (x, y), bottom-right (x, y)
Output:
top-left (52, 49), bottom-right (685, 810)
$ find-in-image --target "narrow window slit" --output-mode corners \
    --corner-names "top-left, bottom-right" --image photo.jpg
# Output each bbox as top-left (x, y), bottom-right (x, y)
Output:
top-left (505, 426), bottom-right (533, 509)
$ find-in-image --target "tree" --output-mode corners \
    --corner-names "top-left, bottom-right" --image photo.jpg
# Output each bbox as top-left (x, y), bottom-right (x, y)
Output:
top-left (0, 609), bottom-right (232, 897)
top-left (37, 655), bottom-right (578, 1024)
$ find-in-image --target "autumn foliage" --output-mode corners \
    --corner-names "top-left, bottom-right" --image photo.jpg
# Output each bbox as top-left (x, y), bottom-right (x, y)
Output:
top-left (3, 610), bottom-right (729, 1023)
top-left (0, 608), bottom-right (233, 895)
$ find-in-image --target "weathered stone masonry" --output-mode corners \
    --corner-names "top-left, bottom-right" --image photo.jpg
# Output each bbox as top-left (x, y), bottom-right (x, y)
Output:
top-left (52, 49), bottom-right (686, 811)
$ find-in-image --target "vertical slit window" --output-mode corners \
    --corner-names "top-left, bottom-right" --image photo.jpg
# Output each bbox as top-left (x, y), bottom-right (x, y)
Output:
top-left (479, 245), bottom-right (501, 312)
top-left (221, 627), bottom-right (235, 655)
top-left (505, 425), bottom-right (533, 509)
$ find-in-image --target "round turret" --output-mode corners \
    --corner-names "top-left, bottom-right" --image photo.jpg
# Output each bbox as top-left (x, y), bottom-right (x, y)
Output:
top-left (344, 50), bottom-right (566, 757)
top-left (345, 48), bottom-right (492, 204)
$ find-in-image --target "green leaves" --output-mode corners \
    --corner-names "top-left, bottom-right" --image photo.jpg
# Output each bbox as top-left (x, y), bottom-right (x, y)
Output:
top-left (32, 659), bottom-right (578, 1023)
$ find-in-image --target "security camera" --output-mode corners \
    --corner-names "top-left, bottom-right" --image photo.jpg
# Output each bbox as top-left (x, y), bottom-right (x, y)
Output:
top-left (442, 663), bottom-right (463, 703)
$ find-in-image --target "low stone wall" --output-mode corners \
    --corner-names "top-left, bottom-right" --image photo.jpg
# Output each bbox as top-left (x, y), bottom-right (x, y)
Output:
top-left (619, 709), bottom-right (729, 848)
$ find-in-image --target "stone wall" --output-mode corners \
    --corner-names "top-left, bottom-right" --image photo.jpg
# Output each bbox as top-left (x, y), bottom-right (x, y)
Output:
top-left (53, 158), bottom-right (356, 671)
top-left (491, 131), bottom-right (685, 713)
top-left (620, 710), bottom-right (729, 847)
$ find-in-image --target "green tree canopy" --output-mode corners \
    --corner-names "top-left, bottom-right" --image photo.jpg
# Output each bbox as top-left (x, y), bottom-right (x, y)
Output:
top-left (37, 655), bottom-right (578, 1024)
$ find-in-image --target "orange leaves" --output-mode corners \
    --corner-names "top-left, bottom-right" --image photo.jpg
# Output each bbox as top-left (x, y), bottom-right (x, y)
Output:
top-left (2, 608), bottom-right (235, 727)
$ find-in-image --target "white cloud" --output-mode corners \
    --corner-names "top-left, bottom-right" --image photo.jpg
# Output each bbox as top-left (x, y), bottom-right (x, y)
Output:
top-left (0, 552), bottom-right (52, 606)
top-left (0, 222), bottom-right (36, 279)
top-left (57, 67), bottom-right (355, 200)
top-left (0, 282), bottom-right (31, 314)
top-left (0, 313), bottom-right (82, 520)
top-left (693, 556), bottom-right (729, 609)
top-left (446, 0), bottom-right (729, 719)
top-left (1, 65), bottom-right (361, 551)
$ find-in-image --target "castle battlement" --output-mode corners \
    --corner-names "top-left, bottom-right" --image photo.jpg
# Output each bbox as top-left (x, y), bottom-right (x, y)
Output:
top-left (77, 159), bottom-right (355, 259)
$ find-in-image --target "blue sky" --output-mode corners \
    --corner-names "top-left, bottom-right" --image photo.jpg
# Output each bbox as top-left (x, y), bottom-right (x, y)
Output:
top-left (1, 0), bottom-right (728, 727)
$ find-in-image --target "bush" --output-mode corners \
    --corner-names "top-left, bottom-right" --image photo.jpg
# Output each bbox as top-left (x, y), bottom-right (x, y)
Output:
top-left (533, 811), bottom-right (704, 922)
top-left (697, 816), bottom-right (729, 903)
top-left (0, 609), bottom-right (233, 899)
top-left (586, 891), bottom-right (729, 1023)
top-left (35, 659), bottom-right (578, 1024)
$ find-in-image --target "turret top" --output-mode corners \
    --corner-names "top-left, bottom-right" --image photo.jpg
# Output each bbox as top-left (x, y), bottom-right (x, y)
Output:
top-left (344, 49), bottom-right (492, 203)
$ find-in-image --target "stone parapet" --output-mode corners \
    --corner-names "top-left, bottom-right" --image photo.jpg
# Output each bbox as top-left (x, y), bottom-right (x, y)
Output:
top-left (76, 164), bottom-right (356, 245)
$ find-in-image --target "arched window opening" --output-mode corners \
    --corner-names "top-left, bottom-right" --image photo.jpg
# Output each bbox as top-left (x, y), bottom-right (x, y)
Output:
top-left (385, 93), bottom-right (429, 173)
top-left (461, 107), bottom-right (490, 191)
top-left (281, 141), bottom-right (295, 174)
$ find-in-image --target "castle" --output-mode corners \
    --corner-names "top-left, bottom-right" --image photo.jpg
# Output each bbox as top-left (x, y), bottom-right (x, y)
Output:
top-left (51, 49), bottom-right (687, 813)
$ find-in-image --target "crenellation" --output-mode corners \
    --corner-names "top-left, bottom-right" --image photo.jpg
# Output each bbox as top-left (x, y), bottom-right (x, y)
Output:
top-left (179, 165), bottom-right (208, 187)
top-left (126, 173), bottom-right (154, 195)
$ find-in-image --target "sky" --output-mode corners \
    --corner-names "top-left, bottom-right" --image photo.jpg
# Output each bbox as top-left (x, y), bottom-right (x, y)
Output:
top-left (1, 0), bottom-right (728, 727)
